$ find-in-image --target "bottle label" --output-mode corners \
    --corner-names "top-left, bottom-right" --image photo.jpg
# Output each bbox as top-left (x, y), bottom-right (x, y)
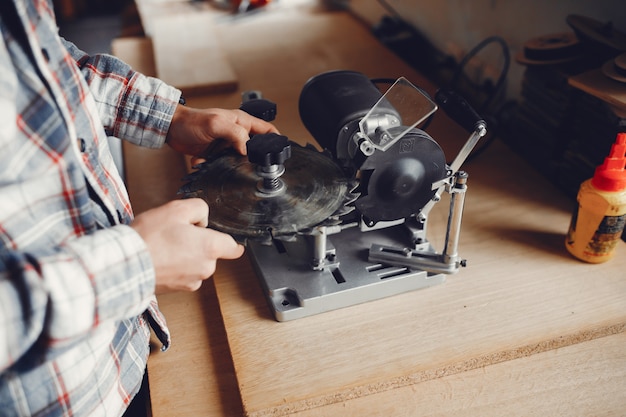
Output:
top-left (585, 214), bottom-right (626, 256)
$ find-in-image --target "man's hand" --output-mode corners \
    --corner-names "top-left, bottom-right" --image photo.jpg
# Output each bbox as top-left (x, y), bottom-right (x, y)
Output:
top-left (130, 198), bottom-right (244, 294)
top-left (165, 105), bottom-right (278, 157)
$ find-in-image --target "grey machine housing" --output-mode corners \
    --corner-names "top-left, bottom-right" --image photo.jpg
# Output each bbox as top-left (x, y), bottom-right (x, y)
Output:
top-left (248, 70), bottom-right (486, 321)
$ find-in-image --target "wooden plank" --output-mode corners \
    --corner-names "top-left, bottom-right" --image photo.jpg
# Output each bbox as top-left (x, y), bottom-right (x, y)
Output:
top-left (122, 5), bottom-right (626, 417)
top-left (111, 37), bottom-right (156, 77)
top-left (134, 0), bottom-right (223, 38)
top-left (290, 331), bottom-right (626, 417)
top-left (147, 283), bottom-right (245, 417)
top-left (213, 135), bottom-right (626, 416)
top-left (569, 68), bottom-right (626, 111)
top-left (112, 36), bottom-right (242, 416)
top-left (149, 8), bottom-right (238, 96)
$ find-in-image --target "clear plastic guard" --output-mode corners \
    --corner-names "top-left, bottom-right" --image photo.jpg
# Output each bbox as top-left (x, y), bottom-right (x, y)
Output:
top-left (359, 77), bottom-right (438, 151)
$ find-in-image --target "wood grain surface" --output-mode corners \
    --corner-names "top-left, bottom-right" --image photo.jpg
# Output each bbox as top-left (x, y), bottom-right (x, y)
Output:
top-left (289, 331), bottom-right (626, 417)
top-left (113, 33), bottom-right (245, 417)
top-left (197, 6), bottom-right (626, 417)
top-left (135, 0), bottom-right (238, 96)
top-left (119, 2), bottom-right (626, 416)
top-left (214, 138), bottom-right (626, 416)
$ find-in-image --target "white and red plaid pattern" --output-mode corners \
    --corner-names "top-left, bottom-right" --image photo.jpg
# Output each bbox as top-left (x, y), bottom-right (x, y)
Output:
top-left (0, 1), bottom-right (180, 415)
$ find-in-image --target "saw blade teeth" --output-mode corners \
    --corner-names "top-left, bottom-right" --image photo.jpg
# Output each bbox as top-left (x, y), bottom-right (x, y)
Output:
top-left (322, 188), bottom-right (359, 220)
top-left (332, 205), bottom-right (355, 217)
top-left (191, 162), bottom-right (206, 170)
top-left (180, 172), bottom-right (200, 182)
top-left (343, 190), bottom-right (360, 206)
top-left (178, 179), bottom-right (206, 194)
top-left (179, 191), bottom-right (202, 200)
top-left (346, 192), bottom-right (360, 203)
top-left (177, 183), bottom-right (194, 194)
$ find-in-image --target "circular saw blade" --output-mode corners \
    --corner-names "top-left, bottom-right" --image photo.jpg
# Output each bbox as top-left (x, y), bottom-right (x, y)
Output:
top-left (180, 143), bottom-right (352, 240)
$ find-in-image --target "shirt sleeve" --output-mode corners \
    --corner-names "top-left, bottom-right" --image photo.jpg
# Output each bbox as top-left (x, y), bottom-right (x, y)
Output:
top-left (0, 37), bottom-right (157, 372)
top-left (0, 210), bottom-right (158, 372)
top-left (0, 225), bottom-right (157, 373)
top-left (61, 39), bottom-right (182, 149)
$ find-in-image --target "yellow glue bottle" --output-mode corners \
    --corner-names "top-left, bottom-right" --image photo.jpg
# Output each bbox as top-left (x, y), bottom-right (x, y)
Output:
top-left (565, 132), bottom-right (626, 263)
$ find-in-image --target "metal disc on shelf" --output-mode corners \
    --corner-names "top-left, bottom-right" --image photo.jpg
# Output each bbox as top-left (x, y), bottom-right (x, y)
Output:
top-left (515, 32), bottom-right (583, 65)
top-left (567, 14), bottom-right (626, 53)
top-left (601, 52), bottom-right (626, 83)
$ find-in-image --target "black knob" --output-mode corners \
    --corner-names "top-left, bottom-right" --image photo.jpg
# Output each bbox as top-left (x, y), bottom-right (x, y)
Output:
top-left (240, 98), bottom-right (277, 122)
top-left (247, 133), bottom-right (292, 167)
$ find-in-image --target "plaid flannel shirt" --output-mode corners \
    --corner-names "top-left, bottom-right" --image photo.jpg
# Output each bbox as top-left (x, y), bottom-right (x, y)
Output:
top-left (0, 0), bottom-right (181, 415)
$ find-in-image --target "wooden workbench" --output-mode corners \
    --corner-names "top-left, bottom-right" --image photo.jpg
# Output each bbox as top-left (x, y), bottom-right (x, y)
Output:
top-left (118, 1), bottom-right (626, 416)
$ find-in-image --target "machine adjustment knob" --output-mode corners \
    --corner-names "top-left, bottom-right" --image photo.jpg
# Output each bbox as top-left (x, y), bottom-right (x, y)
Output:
top-left (247, 133), bottom-right (292, 194)
top-left (240, 98), bottom-right (277, 122)
top-left (240, 90), bottom-right (277, 122)
top-left (247, 133), bottom-right (292, 167)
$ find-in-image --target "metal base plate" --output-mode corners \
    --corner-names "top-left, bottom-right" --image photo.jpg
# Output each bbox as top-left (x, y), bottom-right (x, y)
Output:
top-left (247, 225), bottom-right (446, 321)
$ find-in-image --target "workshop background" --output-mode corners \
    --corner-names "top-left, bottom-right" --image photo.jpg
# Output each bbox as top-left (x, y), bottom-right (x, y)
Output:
top-left (54, 0), bottom-right (626, 240)
top-left (350, 0), bottom-right (626, 203)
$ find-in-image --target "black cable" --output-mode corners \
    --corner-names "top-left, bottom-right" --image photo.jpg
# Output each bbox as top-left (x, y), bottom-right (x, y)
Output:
top-left (375, 0), bottom-right (402, 20)
top-left (449, 36), bottom-right (510, 163)
top-left (369, 4), bottom-right (512, 163)
top-left (450, 35), bottom-right (510, 114)
top-left (374, 0), bottom-right (511, 116)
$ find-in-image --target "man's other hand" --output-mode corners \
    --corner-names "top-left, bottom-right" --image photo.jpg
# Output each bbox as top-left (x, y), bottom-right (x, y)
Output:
top-left (130, 198), bottom-right (244, 293)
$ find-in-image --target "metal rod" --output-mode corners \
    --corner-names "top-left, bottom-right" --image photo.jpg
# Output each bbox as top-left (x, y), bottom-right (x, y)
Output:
top-left (449, 123), bottom-right (486, 174)
top-left (443, 171), bottom-right (468, 266)
top-left (312, 226), bottom-right (327, 270)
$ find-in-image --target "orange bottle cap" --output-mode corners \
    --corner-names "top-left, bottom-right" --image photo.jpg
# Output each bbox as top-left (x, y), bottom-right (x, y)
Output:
top-left (591, 133), bottom-right (626, 191)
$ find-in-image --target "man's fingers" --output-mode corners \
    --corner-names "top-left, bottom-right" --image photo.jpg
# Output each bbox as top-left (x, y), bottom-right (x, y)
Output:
top-left (174, 198), bottom-right (209, 228)
top-left (172, 200), bottom-right (245, 262)
top-left (248, 116), bottom-right (279, 135)
top-left (190, 156), bottom-right (205, 167)
top-left (228, 111), bottom-right (279, 155)
top-left (205, 229), bottom-right (245, 260)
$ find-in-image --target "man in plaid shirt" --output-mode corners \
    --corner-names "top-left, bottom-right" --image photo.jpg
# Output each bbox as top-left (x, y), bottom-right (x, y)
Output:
top-left (0, 0), bottom-right (277, 416)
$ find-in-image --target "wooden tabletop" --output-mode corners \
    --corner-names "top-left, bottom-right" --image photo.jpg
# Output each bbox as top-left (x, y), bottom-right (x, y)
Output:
top-left (118, 2), bottom-right (626, 416)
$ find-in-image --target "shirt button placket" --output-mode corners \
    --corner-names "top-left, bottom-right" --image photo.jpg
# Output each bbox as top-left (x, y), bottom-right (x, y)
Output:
top-left (77, 138), bottom-right (86, 152)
